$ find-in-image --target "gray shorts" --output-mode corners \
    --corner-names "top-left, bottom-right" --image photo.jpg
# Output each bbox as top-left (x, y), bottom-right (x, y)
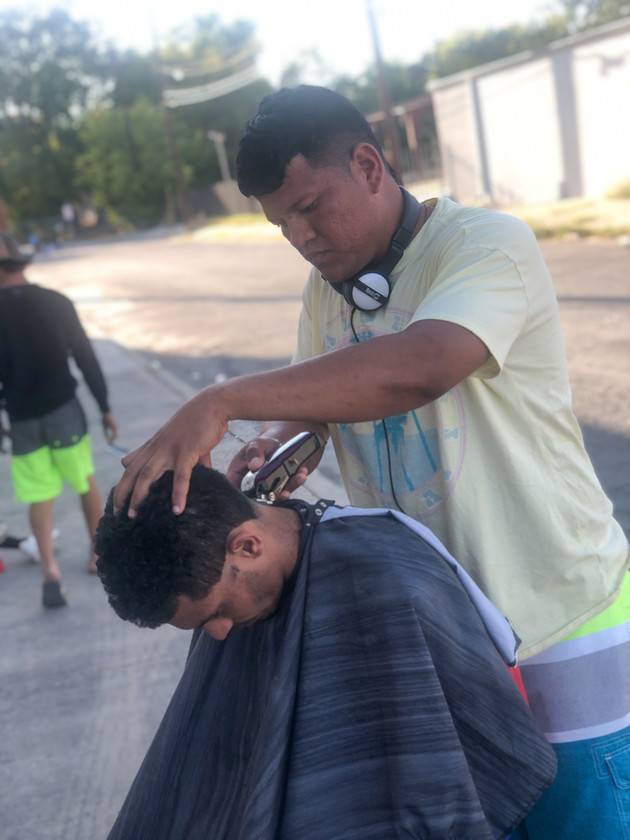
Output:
top-left (10, 397), bottom-right (88, 456)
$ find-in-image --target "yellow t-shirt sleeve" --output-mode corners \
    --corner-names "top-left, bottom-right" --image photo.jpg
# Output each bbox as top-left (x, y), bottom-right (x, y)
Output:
top-left (408, 241), bottom-right (529, 379)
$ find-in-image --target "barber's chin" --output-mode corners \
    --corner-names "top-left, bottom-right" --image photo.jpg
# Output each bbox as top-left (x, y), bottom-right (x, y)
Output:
top-left (322, 275), bottom-right (344, 291)
top-left (308, 253), bottom-right (345, 281)
top-left (320, 259), bottom-right (365, 286)
top-left (319, 265), bottom-right (350, 285)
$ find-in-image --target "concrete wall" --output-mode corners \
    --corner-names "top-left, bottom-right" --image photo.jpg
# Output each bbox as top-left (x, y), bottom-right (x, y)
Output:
top-left (430, 83), bottom-right (479, 201)
top-left (429, 18), bottom-right (630, 205)
top-left (572, 27), bottom-right (630, 197)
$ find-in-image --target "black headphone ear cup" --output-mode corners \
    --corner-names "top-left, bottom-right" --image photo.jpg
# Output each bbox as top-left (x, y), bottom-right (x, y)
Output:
top-left (341, 280), bottom-right (356, 308)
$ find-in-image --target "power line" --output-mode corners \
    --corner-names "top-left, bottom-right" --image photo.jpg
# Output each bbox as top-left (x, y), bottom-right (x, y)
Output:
top-left (163, 65), bottom-right (260, 108)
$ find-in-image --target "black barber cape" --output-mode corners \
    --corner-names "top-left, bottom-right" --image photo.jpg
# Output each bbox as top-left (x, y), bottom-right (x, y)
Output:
top-left (107, 502), bottom-right (556, 840)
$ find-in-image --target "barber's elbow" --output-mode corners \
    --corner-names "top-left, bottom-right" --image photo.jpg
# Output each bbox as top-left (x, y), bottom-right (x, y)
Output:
top-left (405, 366), bottom-right (462, 407)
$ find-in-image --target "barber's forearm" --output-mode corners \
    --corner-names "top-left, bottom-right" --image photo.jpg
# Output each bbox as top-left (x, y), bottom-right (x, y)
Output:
top-left (216, 333), bottom-right (436, 426)
top-left (115, 321), bottom-right (489, 516)
top-left (215, 320), bottom-right (488, 426)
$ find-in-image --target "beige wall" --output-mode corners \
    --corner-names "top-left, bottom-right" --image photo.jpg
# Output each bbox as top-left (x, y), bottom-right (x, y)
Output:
top-left (572, 29), bottom-right (630, 196)
top-left (429, 19), bottom-right (630, 206)
top-left (430, 83), bottom-right (478, 200)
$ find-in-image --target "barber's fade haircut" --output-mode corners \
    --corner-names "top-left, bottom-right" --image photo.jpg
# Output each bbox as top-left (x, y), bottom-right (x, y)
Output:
top-left (95, 466), bottom-right (257, 629)
top-left (236, 84), bottom-right (394, 197)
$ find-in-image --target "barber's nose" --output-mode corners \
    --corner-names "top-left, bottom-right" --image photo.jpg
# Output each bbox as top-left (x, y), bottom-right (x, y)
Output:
top-left (285, 216), bottom-right (315, 250)
top-left (205, 618), bottom-right (234, 641)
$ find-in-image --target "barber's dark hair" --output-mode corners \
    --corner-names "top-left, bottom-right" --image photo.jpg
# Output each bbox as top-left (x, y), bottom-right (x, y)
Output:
top-left (95, 466), bottom-right (257, 628)
top-left (0, 260), bottom-right (29, 272)
top-left (235, 85), bottom-right (394, 197)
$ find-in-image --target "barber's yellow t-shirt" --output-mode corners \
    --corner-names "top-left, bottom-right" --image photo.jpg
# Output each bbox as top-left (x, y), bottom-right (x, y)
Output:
top-left (293, 197), bottom-right (629, 658)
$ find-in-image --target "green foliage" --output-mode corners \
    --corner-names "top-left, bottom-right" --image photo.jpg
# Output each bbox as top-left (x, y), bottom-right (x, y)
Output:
top-left (0, 118), bottom-right (81, 221)
top-left (0, 8), bottom-right (104, 125)
top-left (0, 9), bottom-right (269, 230)
top-left (559, 0), bottom-right (630, 31)
top-left (76, 99), bottom-right (174, 227)
top-left (72, 13), bottom-right (271, 227)
top-left (161, 14), bottom-right (256, 65)
top-left (280, 49), bottom-right (337, 89)
top-left (0, 8), bottom-right (107, 229)
top-left (333, 59), bottom-right (431, 113)
top-left (428, 20), bottom-right (569, 79)
top-left (155, 12), bottom-right (270, 185)
top-left (110, 51), bottom-right (162, 108)
top-left (1, 3), bottom-right (628, 232)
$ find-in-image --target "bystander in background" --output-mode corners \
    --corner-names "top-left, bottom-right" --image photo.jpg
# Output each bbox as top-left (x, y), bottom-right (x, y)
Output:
top-left (0, 231), bottom-right (118, 608)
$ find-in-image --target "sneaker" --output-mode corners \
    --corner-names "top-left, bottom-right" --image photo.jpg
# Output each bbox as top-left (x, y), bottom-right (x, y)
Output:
top-left (19, 535), bottom-right (39, 562)
top-left (19, 529), bottom-right (60, 563)
top-left (42, 579), bottom-right (67, 608)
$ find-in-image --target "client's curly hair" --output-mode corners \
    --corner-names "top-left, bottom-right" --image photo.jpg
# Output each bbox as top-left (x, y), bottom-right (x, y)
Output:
top-left (95, 466), bottom-right (256, 628)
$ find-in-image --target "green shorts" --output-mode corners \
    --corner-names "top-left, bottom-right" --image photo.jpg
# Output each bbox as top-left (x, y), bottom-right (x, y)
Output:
top-left (10, 398), bottom-right (95, 503)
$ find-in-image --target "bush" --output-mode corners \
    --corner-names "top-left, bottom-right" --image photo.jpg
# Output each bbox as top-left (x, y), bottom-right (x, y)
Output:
top-left (606, 180), bottom-right (630, 200)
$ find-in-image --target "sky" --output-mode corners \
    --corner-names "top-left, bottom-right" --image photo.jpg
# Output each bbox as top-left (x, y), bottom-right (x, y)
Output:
top-left (10, 0), bottom-right (561, 85)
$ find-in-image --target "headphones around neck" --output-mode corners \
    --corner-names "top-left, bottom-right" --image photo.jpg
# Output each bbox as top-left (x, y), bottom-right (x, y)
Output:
top-left (327, 187), bottom-right (422, 312)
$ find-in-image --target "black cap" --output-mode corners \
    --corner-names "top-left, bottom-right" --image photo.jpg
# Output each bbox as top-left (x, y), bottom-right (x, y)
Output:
top-left (0, 232), bottom-right (33, 269)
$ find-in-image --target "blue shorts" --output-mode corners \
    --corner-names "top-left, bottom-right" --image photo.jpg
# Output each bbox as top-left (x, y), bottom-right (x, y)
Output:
top-left (512, 727), bottom-right (630, 839)
top-left (513, 573), bottom-right (630, 838)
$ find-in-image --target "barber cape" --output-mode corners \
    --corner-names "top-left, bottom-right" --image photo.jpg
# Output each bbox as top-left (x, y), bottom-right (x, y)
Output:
top-left (107, 502), bottom-right (556, 840)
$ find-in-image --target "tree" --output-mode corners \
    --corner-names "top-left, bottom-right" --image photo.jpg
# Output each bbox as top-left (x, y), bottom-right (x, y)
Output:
top-left (427, 20), bottom-right (568, 80)
top-left (74, 14), bottom-right (271, 226)
top-left (558, 0), bottom-right (630, 31)
top-left (279, 49), bottom-right (337, 88)
top-left (424, 4), bottom-right (628, 81)
top-left (0, 8), bottom-right (106, 231)
top-left (333, 59), bottom-right (431, 113)
top-left (156, 14), bottom-right (270, 187)
top-left (76, 98), bottom-right (175, 228)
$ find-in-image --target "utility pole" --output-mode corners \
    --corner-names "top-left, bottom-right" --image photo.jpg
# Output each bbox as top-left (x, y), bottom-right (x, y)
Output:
top-left (152, 32), bottom-right (190, 223)
top-left (207, 131), bottom-right (231, 182)
top-left (162, 105), bottom-right (190, 222)
top-left (365, 0), bottom-right (405, 182)
top-left (0, 196), bottom-right (8, 230)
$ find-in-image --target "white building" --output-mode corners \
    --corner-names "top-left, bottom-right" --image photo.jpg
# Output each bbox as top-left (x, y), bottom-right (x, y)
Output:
top-left (427, 17), bottom-right (630, 205)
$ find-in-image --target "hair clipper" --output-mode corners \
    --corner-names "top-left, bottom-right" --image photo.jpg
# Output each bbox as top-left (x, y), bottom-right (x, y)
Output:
top-left (246, 431), bottom-right (323, 503)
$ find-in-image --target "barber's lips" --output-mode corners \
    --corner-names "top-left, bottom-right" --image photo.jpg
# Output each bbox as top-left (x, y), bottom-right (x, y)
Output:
top-left (303, 250), bottom-right (330, 268)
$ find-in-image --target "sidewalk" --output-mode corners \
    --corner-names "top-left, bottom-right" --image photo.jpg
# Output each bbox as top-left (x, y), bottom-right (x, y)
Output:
top-left (0, 339), bottom-right (345, 840)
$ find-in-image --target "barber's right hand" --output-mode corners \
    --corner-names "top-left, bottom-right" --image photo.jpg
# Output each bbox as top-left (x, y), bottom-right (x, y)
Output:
top-left (113, 385), bottom-right (229, 517)
top-left (226, 436), bottom-right (282, 490)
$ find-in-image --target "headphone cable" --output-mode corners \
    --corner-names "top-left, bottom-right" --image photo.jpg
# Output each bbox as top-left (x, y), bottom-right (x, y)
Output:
top-left (350, 308), bottom-right (406, 513)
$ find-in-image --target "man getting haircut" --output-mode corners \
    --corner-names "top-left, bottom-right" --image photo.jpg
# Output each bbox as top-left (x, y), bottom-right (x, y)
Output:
top-left (96, 466), bottom-right (556, 840)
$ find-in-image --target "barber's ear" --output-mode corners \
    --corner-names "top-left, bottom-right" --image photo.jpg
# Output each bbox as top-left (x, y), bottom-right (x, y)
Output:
top-left (226, 523), bottom-right (263, 563)
top-left (351, 142), bottom-right (385, 193)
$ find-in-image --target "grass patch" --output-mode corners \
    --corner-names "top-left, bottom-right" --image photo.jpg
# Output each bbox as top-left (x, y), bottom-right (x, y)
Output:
top-left (606, 180), bottom-right (630, 200)
top-left (178, 198), bottom-right (630, 243)
top-left (505, 198), bottom-right (630, 239)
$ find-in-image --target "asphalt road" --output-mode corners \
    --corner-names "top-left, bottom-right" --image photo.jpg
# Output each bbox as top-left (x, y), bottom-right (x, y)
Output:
top-left (1, 229), bottom-right (627, 840)
top-left (29, 231), bottom-right (630, 533)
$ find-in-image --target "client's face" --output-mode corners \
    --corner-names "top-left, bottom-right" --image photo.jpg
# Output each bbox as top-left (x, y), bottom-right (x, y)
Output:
top-left (169, 561), bottom-right (286, 641)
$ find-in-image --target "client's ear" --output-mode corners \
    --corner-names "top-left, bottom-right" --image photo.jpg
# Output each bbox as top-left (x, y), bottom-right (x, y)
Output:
top-left (225, 523), bottom-right (264, 565)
